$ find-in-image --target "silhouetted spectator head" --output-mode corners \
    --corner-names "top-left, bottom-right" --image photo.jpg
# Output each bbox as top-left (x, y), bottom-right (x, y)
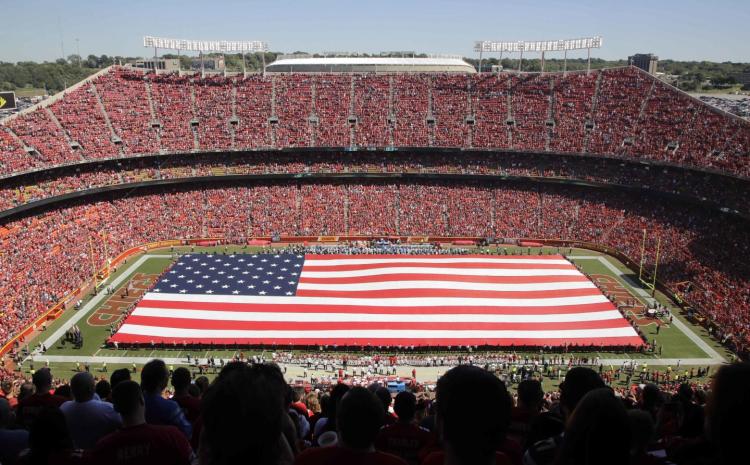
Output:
top-left (171, 367), bottom-right (192, 393)
top-left (0, 398), bottom-right (11, 428)
top-left (559, 367), bottom-right (605, 418)
top-left (706, 362), bottom-right (750, 465)
top-left (187, 383), bottom-right (201, 398)
top-left (70, 372), bottom-right (95, 402)
top-left (140, 359), bottom-right (169, 394)
top-left (109, 368), bottom-right (131, 389)
top-left (31, 368), bottom-right (53, 392)
top-left (518, 379), bottom-right (544, 411)
top-left (18, 383), bottom-right (35, 402)
top-left (200, 363), bottom-right (287, 465)
top-left (394, 391), bottom-right (417, 423)
top-left (374, 386), bottom-right (392, 415)
top-left (337, 387), bottom-right (384, 450)
top-left (677, 383), bottom-right (693, 402)
top-left (52, 384), bottom-right (71, 400)
top-left (640, 383), bottom-right (662, 414)
top-left (319, 393), bottom-right (331, 417)
top-left (324, 383), bottom-right (351, 433)
top-left (112, 380), bottom-right (144, 419)
top-left (436, 365), bottom-right (512, 465)
top-left (627, 409), bottom-right (654, 457)
top-left (557, 388), bottom-right (631, 465)
top-left (195, 375), bottom-right (210, 395)
top-left (95, 379), bottom-right (112, 400)
top-left (26, 407), bottom-right (74, 465)
top-left (0, 380), bottom-right (11, 395)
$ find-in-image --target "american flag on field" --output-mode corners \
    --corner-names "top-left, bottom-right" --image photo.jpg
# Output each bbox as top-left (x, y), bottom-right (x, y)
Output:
top-left (109, 253), bottom-right (644, 347)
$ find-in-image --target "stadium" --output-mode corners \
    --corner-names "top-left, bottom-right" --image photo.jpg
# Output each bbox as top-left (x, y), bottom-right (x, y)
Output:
top-left (1, 24), bottom-right (749, 465)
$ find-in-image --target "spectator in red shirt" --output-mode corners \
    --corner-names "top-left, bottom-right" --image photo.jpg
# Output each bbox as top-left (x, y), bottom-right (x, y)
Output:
top-left (375, 391), bottom-right (435, 465)
top-left (171, 367), bottom-right (201, 424)
top-left (198, 362), bottom-right (295, 465)
top-left (423, 365), bottom-right (513, 465)
top-left (295, 387), bottom-right (407, 465)
top-left (15, 369), bottom-right (67, 430)
top-left (92, 380), bottom-right (193, 465)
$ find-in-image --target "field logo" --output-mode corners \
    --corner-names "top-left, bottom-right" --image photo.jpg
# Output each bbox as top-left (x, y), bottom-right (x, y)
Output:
top-left (87, 273), bottom-right (158, 326)
top-left (591, 274), bottom-right (648, 317)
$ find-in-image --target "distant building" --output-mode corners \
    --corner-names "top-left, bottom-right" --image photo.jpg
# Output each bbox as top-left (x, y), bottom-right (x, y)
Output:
top-left (133, 58), bottom-right (180, 72)
top-left (629, 54), bottom-right (658, 74)
top-left (265, 57), bottom-right (476, 74)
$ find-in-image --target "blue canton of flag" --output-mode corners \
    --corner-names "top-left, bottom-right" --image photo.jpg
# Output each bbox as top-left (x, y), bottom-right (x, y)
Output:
top-left (151, 254), bottom-right (305, 296)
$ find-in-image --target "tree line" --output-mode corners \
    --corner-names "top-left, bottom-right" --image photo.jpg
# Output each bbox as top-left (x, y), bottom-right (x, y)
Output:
top-left (1, 53), bottom-right (748, 95)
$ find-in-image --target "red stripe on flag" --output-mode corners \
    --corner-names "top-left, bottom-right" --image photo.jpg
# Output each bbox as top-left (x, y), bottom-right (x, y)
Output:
top-left (137, 299), bottom-right (616, 315)
top-left (299, 274), bottom-right (590, 284)
top-left (302, 262), bottom-right (576, 271)
top-left (110, 334), bottom-right (645, 347)
top-left (295, 288), bottom-right (602, 299)
top-left (121, 315), bottom-right (635, 332)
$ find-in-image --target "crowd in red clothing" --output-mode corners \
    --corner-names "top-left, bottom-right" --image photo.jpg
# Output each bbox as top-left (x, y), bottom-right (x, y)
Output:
top-left (0, 360), bottom-right (748, 465)
top-left (2, 152), bottom-right (748, 216)
top-left (0, 180), bottom-right (748, 354)
top-left (2, 66), bottom-right (749, 178)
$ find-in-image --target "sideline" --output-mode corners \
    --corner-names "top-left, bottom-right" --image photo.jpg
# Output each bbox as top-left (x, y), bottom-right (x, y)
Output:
top-left (30, 254), bottom-right (173, 356)
top-left (570, 255), bottom-right (725, 363)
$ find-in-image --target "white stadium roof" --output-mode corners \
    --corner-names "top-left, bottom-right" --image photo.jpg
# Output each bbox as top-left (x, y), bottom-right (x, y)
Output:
top-left (266, 57), bottom-right (476, 74)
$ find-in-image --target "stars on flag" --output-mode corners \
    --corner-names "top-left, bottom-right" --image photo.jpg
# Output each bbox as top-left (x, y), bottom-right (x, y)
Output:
top-left (148, 253), bottom-right (304, 297)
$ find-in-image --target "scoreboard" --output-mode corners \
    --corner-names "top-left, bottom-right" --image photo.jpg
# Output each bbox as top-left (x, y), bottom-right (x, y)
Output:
top-left (0, 92), bottom-right (16, 111)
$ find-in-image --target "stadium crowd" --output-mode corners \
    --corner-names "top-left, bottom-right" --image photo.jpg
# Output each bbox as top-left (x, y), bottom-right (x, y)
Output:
top-left (0, 180), bottom-right (748, 356)
top-left (2, 152), bottom-right (748, 216)
top-left (0, 358), bottom-right (748, 465)
top-left (1, 66), bottom-right (749, 178)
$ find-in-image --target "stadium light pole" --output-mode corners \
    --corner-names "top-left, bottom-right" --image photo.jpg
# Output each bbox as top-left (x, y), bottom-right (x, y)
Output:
top-left (142, 36), bottom-right (270, 76)
top-left (474, 37), bottom-right (602, 75)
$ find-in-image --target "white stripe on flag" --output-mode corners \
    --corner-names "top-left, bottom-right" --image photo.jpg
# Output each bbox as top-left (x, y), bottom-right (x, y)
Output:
top-left (142, 293), bottom-right (610, 307)
top-left (304, 258), bottom-right (572, 266)
top-left (296, 280), bottom-right (596, 292)
top-left (300, 267), bottom-right (583, 278)
top-left (131, 307), bottom-right (626, 323)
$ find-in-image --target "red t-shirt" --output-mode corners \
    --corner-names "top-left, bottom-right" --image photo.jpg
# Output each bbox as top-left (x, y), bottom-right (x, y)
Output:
top-left (16, 450), bottom-right (85, 465)
top-left (294, 446), bottom-right (408, 465)
top-left (171, 394), bottom-right (201, 424)
top-left (421, 450), bottom-right (512, 465)
top-left (91, 423), bottom-right (193, 465)
top-left (16, 393), bottom-right (68, 428)
top-left (375, 422), bottom-right (436, 465)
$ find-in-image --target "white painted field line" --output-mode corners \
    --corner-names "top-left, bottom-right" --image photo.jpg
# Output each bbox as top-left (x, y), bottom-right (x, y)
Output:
top-left (571, 255), bottom-right (724, 363)
top-left (32, 254), bottom-right (173, 356)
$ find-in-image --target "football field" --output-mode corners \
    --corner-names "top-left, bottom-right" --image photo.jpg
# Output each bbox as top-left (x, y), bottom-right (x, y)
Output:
top-left (17, 245), bottom-right (732, 390)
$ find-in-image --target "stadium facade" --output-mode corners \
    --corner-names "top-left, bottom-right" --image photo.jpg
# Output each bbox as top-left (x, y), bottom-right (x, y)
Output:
top-left (0, 62), bottom-right (749, 356)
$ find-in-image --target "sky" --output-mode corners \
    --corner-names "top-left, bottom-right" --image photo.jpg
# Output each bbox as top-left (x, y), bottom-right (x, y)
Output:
top-left (0, 0), bottom-right (748, 63)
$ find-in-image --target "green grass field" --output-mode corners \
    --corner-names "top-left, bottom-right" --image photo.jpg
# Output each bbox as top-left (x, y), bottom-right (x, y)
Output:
top-left (15, 245), bottom-right (733, 390)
